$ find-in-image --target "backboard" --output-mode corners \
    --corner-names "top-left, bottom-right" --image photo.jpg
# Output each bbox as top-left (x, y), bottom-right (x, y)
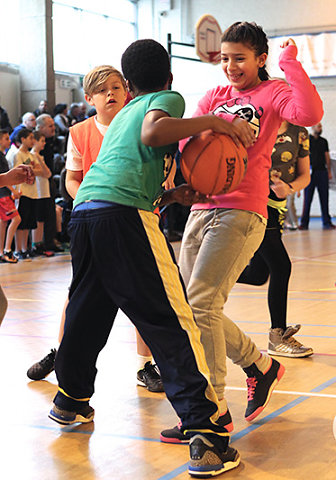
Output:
top-left (195, 14), bottom-right (222, 64)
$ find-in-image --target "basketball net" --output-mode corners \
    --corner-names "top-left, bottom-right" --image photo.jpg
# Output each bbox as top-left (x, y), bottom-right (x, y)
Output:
top-left (208, 51), bottom-right (221, 63)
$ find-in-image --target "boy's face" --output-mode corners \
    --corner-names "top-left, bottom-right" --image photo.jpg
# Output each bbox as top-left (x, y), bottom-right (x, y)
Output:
top-left (22, 133), bottom-right (35, 150)
top-left (34, 135), bottom-right (46, 150)
top-left (0, 133), bottom-right (11, 151)
top-left (85, 74), bottom-right (127, 119)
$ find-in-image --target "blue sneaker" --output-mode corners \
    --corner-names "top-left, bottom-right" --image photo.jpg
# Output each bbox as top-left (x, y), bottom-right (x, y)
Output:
top-left (48, 403), bottom-right (94, 425)
top-left (189, 434), bottom-right (240, 477)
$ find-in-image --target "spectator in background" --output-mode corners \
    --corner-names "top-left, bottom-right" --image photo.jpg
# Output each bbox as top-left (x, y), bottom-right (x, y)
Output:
top-left (53, 104), bottom-right (69, 137)
top-left (35, 114), bottom-right (63, 252)
top-left (0, 130), bottom-right (21, 263)
top-left (54, 104), bottom-right (70, 155)
top-left (0, 105), bottom-right (13, 134)
top-left (34, 100), bottom-right (49, 118)
top-left (67, 103), bottom-right (80, 126)
top-left (10, 112), bottom-right (36, 143)
top-left (6, 137), bottom-right (20, 170)
top-left (87, 106), bottom-right (96, 118)
top-left (13, 129), bottom-right (40, 261)
top-left (77, 102), bottom-right (87, 122)
top-left (299, 122), bottom-right (336, 230)
top-left (31, 130), bottom-right (54, 257)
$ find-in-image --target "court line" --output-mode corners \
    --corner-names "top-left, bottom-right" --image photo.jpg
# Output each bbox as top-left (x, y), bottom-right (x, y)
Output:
top-left (12, 376), bottom-right (336, 480)
top-left (226, 386), bottom-right (336, 399)
top-left (157, 376), bottom-right (336, 480)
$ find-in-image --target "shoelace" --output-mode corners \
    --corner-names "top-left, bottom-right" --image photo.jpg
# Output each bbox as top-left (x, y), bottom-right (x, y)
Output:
top-left (246, 377), bottom-right (258, 401)
top-left (40, 350), bottom-right (56, 366)
top-left (145, 363), bottom-right (161, 380)
top-left (285, 336), bottom-right (304, 348)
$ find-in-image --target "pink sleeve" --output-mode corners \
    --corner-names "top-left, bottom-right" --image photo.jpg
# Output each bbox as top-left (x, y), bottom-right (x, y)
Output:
top-left (179, 88), bottom-right (235, 151)
top-left (271, 45), bottom-right (323, 126)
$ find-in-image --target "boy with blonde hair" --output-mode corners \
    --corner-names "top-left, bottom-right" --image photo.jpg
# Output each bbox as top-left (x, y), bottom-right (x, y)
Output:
top-left (27, 65), bottom-right (163, 393)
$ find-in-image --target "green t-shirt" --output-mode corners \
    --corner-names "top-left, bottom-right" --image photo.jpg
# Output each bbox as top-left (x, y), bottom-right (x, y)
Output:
top-left (74, 90), bottom-right (185, 211)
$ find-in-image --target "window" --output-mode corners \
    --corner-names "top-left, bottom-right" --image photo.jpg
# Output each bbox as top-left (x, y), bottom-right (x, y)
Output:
top-left (52, 1), bottom-right (137, 73)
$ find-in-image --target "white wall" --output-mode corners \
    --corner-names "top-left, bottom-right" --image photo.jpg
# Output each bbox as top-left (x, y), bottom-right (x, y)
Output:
top-left (0, 65), bottom-right (21, 126)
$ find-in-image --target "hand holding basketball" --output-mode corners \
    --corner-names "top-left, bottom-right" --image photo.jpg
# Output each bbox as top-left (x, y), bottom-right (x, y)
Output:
top-left (181, 131), bottom-right (248, 196)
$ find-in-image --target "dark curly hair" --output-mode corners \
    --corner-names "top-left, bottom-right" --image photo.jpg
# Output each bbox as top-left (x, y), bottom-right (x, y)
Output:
top-left (221, 22), bottom-right (269, 80)
top-left (121, 39), bottom-right (171, 92)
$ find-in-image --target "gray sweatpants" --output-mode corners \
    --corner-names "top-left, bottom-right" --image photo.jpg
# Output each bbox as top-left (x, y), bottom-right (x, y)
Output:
top-left (179, 208), bottom-right (267, 400)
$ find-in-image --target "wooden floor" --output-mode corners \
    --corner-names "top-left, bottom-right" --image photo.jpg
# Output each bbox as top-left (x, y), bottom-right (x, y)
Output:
top-left (1, 218), bottom-right (336, 480)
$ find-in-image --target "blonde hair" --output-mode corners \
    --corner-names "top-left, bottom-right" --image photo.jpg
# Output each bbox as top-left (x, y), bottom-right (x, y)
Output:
top-left (83, 65), bottom-right (126, 96)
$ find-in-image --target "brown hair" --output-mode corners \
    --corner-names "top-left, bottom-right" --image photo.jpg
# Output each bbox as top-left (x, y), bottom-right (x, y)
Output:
top-left (83, 65), bottom-right (126, 96)
top-left (0, 129), bottom-right (9, 141)
top-left (33, 131), bottom-right (45, 141)
top-left (221, 21), bottom-right (269, 81)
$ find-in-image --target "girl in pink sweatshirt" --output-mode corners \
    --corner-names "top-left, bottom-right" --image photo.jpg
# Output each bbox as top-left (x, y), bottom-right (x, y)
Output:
top-left (161, 21), bottom-right (323, 444)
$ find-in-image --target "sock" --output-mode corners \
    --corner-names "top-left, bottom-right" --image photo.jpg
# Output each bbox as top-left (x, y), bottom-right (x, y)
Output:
top-left (254, 353), bottom-right (272, 374)
top-left (137, 354), bottom-right (152, 371)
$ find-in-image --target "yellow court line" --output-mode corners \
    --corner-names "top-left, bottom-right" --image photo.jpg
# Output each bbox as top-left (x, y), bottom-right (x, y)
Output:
top-left (226, 386), bottom-right (336, 399)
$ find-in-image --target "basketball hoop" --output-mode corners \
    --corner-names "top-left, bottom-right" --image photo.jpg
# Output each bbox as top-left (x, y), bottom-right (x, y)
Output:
top-left (195, 14), bottom-right (222, 64)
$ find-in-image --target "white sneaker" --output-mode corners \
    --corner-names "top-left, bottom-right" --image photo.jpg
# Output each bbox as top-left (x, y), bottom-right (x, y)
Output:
top-left (268, 325), bottom-right (313, 358)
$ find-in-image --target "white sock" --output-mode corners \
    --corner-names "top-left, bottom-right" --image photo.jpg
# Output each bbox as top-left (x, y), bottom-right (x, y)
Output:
top-left (137, 354), bottom-right (152, 371)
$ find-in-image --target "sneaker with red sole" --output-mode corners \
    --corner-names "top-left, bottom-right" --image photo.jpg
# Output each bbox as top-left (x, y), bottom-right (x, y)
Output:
top-left (243, 358), bottom-right (285, 422)
top-left (160, 409), bottom-right (233, 444)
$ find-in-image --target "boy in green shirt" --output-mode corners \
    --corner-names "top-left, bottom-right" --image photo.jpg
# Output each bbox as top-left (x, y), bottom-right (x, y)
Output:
top-left (49, 39), bottom-right (247, 477)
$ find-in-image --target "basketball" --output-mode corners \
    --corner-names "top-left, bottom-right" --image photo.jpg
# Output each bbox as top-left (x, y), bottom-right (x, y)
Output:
top-left (180, 131), bottom-right (248, 195)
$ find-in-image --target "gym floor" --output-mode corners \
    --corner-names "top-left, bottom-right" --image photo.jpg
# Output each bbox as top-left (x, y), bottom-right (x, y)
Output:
top-left (1, 219), bottom-right (335, 479)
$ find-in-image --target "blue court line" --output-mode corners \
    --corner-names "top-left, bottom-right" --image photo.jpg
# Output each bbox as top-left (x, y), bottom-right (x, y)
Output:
top-left (12, 377), bottom-right (336, 480)
top-left (157, 375), bottom-right (336, 480)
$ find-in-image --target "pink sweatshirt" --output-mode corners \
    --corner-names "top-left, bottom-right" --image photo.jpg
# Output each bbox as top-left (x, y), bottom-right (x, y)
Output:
top-left (182, 45), bottom-right (323, 218)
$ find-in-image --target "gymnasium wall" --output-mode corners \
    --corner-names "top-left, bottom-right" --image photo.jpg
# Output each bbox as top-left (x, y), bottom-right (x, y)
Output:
top-left (0, 0), bottom-right (335, 216)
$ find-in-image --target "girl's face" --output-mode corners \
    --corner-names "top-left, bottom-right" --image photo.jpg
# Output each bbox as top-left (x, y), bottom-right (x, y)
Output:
top-left (221, 42), bottom-right (267, 91)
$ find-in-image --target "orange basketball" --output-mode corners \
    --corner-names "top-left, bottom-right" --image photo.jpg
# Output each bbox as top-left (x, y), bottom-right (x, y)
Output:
top-left (180, 131), bottom-right (248, 195)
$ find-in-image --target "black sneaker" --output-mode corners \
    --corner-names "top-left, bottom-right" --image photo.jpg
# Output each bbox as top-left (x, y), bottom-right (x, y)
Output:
top-left (1, 250), bottom-right (18, 263)
top-left (189, 434), bottom-right (240, 477)
top-left (137, 361), bottom-right (164, 392)
top-left (15, 250), bottom-right (32, 262)
top-left (243, 358), bottom-right (285, 422)
top-left (160, 410), bottom-right (233, 444)
top-left (27, 348), bottom-right (57, 380)
top-left (49, 403), bottom-right (94, 425)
